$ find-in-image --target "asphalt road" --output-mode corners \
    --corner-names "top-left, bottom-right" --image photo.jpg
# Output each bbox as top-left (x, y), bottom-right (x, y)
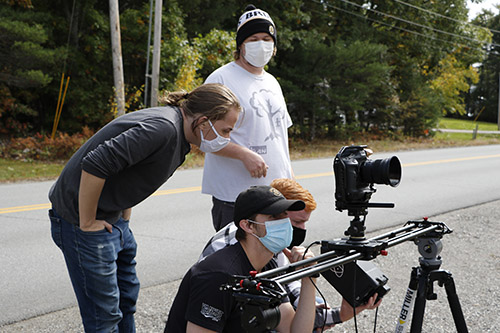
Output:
top-left (4, 199), bottom-right (498, 332)
top-left (1, 144), bottom-right (499, 328)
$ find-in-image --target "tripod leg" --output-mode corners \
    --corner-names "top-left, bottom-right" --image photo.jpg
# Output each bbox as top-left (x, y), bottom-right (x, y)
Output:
top-left (443, 274), bottom-right (468, 333)
top-left (409, 267), bottom-right (428, 333)
top-left (395, 267), bottom-right (418, 333)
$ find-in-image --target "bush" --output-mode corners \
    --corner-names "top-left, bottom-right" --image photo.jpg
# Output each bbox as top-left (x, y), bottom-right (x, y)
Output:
top-left (0, 127), bottom-right (94, 161)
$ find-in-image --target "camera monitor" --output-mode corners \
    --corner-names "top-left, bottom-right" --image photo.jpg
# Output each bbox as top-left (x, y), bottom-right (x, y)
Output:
top-left (320, 259), bottom-right (390, 308)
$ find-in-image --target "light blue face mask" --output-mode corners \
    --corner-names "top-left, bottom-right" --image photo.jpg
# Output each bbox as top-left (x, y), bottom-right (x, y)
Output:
top-left (249, 217), bottom-right (293, 254)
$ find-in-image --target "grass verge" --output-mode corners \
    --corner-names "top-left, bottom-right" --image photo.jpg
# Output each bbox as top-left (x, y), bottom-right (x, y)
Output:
top-left (1, 118), bottom-right (499, 183)
top-left (0, 159), bottom-right (66, 183)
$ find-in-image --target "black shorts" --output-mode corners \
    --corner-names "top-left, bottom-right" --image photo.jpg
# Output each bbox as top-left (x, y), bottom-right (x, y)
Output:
top-left (211, 197), bottom-right (235, 231)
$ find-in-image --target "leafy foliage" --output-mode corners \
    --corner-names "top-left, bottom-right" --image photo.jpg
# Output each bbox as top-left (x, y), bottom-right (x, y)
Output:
top-left (469, 10), bottom-right (500, 122)
top-left (0, 4), bottom-right (62, 136)
top-left (0, 0), bottom-right (496, 146)
top-left (429, 52), bottom-right (479, 116)
top-left (0, 127), bottom-right (94, 161)
top-left (278, 36), bottom-right (393, 139)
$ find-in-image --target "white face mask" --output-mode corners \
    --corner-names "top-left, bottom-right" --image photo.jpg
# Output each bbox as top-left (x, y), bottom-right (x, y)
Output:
top-left (199, 120), bottom-right (230, 153)
top-left (243, 40), bottom-right (274, 68)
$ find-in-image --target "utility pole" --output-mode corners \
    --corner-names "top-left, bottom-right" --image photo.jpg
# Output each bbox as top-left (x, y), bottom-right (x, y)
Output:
top-left (498, 73), bottom-right (500, 130)
top-left (109, 0), bottom-right (125, 116)
top-left (150, 0), bottom-right (162, 107)
top-left (144, 0), bottom-right (154, 107)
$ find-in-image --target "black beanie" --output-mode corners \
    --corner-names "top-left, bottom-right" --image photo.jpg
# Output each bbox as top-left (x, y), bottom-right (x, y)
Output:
top-left (236, 4), bottom-right (277, 47)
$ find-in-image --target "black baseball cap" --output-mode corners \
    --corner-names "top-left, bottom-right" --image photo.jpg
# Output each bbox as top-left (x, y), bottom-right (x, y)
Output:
top-left (234, 185), bottom-right (305, 226)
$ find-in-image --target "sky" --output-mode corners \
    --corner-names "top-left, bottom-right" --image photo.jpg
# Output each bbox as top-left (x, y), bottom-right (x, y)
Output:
top-left (468, 0), bottom-right (500, 19)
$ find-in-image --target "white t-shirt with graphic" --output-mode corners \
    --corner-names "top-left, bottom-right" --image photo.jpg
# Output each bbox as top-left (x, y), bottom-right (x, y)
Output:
top-left (202, 62), bottom-right (293, 202)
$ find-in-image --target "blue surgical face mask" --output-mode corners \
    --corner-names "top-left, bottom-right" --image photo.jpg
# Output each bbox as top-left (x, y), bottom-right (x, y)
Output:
top-left (249, 217), bottom-right (293, 254)
top-left (199, 120), bottom-right (230, 153)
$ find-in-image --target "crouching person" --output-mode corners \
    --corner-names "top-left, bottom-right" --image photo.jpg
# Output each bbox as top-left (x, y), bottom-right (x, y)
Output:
top-left (164, 185), bottom-right (316, 332)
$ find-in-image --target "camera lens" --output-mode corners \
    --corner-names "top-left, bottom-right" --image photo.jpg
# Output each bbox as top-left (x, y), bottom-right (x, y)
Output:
top-left (260, 307), bottom-right (281, 329)
top-left (360, 156), bottom-right (401, 187)
top-left (242, 305), bottom-right (281, 330)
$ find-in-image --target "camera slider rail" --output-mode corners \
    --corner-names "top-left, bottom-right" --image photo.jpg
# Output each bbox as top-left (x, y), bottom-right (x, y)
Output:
top-left (220, 219), bottom-right (452, 330)
top-left (253, 219), bottom-right (451, 285)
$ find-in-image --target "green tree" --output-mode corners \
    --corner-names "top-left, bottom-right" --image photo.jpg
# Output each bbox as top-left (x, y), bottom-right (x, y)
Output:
top-left (398, 84), bottom-right (442, 136)
top-left (0, 0), bottom-right (492, 140)
top-left (158, 2), bottom-right (234, 92)
top-left (277, 36), bottom-right (393, 140)
top-left (470, 10), bottom-right (500, 122)
top-left (429, 52), bottom-right (479, 116)
top-left (0, 2), bottom-right (61, 136)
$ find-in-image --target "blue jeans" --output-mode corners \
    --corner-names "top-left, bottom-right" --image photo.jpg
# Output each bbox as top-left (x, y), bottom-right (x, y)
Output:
top-left (50, 209), bottom-right (140, 333)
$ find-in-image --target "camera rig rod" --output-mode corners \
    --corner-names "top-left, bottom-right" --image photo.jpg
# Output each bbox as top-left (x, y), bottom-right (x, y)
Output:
top-left (253, 220), bottom-right (449, 286)
top-left (276, 252), bottom-right (364, 285)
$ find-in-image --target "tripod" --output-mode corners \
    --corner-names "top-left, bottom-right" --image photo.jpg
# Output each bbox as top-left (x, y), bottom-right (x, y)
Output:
top-left (395, 233), bottom-right (468, 333)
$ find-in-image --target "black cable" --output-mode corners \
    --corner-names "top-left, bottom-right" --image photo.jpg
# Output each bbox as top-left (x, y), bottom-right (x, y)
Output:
top-left (392, 0), bottom-right (500, 35)
top-left (302, 241), bottom-right (328, 332)
top-left (306, 2), bottom-right (500, 63)
top-left (352, 259), bottom-right (358, 333)
top-left (334, 0), bottom-right (498, 48)
top-left (62, 0), bottom-right (77, 74)
top-left (307, 4), bottom-right (492, 61)
top-left (310, 0), bottom-right (489, 53)
top-left (314, 281), bottom-right (329, 332)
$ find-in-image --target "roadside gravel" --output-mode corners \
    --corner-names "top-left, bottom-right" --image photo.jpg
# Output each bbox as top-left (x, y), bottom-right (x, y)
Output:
top-left (3, 200), bottom-right (499, 332)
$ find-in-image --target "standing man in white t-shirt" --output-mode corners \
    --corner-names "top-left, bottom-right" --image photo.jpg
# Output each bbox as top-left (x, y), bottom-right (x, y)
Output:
top-left (203, 4), bottom-right (294, 231)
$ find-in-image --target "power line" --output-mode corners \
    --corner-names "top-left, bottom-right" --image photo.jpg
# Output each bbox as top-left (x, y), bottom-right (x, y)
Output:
top-left (312, 0), bottom-right (489, 54)
top-left (335, 0), bottom-right (500, 48)
top-left (392, 0), bottom-right (500, 35)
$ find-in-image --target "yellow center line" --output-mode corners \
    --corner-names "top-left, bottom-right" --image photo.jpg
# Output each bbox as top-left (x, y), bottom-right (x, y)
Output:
top-left (1, 154), bottom-right (499, 215)
top-left (403, 154), bottom-right (500, 167)
top-left (0, 203), bottom-right (51, 214)
top-left (151, 186), bottom-right (201, 196)
top-left (296, 172), bottom-right (333, 179)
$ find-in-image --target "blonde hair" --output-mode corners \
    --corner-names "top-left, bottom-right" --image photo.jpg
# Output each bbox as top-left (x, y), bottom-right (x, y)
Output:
top-left (270, 178), bottom-right (317, 212)
top-left (160, 83), bottom-right (241, 132)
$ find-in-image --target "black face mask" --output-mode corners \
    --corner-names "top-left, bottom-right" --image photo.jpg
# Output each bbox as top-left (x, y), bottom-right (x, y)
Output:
top-left (288, 226), bottom-right (307, 249)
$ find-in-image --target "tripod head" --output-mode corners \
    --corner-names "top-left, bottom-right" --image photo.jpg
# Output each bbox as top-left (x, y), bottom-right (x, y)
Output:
top-left (412, 218), bottom-right (452, 270)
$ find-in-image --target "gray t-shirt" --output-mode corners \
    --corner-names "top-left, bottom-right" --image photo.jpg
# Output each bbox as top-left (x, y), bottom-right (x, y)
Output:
top-left (49, 106), bottom-right (190, 225)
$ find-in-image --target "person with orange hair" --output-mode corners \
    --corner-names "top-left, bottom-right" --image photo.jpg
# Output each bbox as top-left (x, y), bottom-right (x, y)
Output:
top-left (270, 178), bottom-right (316, 248)
top-left (198, 178), bottom-right (379, 330)
top-left (166, 185), bottom-right (316, 332)
top-left (199, 178), bottom-right (316, 259)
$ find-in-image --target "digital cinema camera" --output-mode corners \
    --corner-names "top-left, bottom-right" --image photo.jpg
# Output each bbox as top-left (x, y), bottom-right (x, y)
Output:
top-left (321, 145), bottom-right (401, 307)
